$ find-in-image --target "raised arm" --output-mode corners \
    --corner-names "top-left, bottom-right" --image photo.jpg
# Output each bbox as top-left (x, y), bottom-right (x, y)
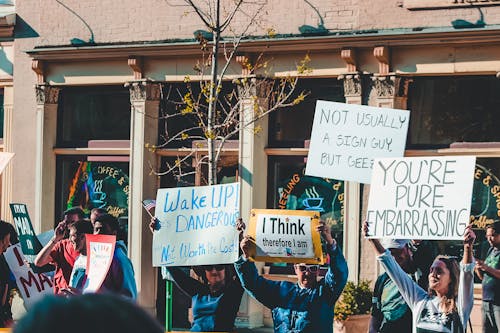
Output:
top-left (165, 266), bottom-right (204, 297)
top-left (235, 236), bottom-right (314, 310)
top-left (34, 221), bottom-right (66, 267)
top-left (363, 221), bottom-right (427, 310)
top-left (457, 225), bottom-right (476, 327)
top-left (318, 221), bottom-right (348, 303)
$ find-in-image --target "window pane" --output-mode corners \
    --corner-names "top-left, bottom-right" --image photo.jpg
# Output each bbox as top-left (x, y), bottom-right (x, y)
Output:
top-left (58, 86), bottom-right (131, 147)
top-left (56, 157), bottom-right (129, 239)
top-left (407, 76), bottom-right (500, 147)
top-left (159, 83), bottom-right (237, 149)
top-left (269, 78), bottom-right (345, 147)
top-left (267, 156), bottom-right (344, 273)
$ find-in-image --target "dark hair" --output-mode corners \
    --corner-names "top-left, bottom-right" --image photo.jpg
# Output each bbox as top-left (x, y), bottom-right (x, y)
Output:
top-left (63, 207), bottom-right (85, 219)
top-left (192, 264), bottom-right (236, 285)
top-left (0, 220), bottom-right (12, 240)
top-left (69, 220), bottom-right (93, 235)
top-left (428, 255), bottom-right (460, 314)
top-left (486, 221), bottom-right (500, 234)
top-left (95, 214), bottom-right (119, 234)
top-left (90, 208), bottom-right (107, 216)
top-left (6, 222), bottom-right (18, 244)
top-left (13, 294), bottom-right (164, 333)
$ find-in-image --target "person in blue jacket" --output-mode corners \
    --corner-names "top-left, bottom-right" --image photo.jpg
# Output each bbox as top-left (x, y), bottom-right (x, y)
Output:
top-left (150, 217), bottom-right (245, 332)
top-left (235, 221), bottom-right (348, 333)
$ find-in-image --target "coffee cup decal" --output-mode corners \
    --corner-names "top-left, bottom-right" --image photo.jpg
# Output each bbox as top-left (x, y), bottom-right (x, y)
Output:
top-left (302, 186), bottom-right (325, 212)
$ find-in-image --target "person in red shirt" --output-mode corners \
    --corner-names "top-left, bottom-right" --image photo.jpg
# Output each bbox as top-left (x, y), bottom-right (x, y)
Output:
top-left (35, 213), bottom-right (91, 295)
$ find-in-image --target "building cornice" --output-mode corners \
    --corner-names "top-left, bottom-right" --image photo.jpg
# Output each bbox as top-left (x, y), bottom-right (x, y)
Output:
top-left (26, 27), bottom-right (500, 62)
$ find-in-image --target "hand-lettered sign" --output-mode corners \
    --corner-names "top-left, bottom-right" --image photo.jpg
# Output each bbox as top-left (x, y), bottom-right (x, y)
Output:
top-left (4, 244), bottom-right (53, 309)
top-left (248, 209), bottom-right (323, 264)
top-left (9, 204), bottom-right (44, 264)
top-left (83, 234), bottom-right (116, 294)
top-left (153, 183), bottom-right (240, 267)
top-left (305, 101), bottom-right (410, 184)
top-left (366, 156), bottom-right (476, 240)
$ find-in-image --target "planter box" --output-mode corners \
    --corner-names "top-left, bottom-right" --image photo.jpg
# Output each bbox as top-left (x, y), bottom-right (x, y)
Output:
top-left (334, 314), bottom-right (370, 333)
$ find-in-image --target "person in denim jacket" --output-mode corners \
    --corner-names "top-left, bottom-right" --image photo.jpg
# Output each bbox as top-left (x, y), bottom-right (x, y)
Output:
top-left (235, 221), bottom-right (348, 333)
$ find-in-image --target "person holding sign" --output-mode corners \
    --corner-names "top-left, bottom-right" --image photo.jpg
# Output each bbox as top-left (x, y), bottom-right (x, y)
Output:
top-left (235, 221), bottom-right (348, 333)
top-left (364, 221), bottom-right (476, 333)
top-left (34, 210), bottom-right (85, 295)
top-left (370, 239), bottom-right (419, 333)
top-left (69, 214), bottom-right (137, 299)
top-left (149, 217), bottom-right (245, 331)
top-left (475, 222), bottom-right (500, 333)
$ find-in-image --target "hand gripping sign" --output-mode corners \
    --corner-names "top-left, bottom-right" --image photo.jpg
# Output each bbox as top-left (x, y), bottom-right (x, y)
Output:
top-left (248, 209), bottom-right (323, 264)
top-left (153, 183), bottom-right (240, 267)
top-left (366, 156), bottom-right (476, 240)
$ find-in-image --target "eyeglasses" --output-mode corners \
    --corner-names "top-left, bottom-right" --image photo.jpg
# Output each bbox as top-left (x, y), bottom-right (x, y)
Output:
top-left (202, 265), bottom-right (225, 272)
top-left (296, 265), bottom-right (319, 273)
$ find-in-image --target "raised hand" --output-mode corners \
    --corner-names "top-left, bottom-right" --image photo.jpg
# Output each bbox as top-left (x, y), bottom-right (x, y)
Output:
top-left (316, 220), bottom-right (334, 245)
top-left (240, 235), bottom-right (254, 259)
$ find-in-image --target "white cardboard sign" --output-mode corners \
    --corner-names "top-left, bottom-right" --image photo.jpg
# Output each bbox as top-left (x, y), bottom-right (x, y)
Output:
top-left (366, 156), bottom-right (476, 240)
top-left (4, 244), bottom-right (53, 309)
top-left (305, 101), bottom-right (410, 184)
top-left (83, 234), bottom-right (115, 294)
top-left (153, 183), bottom-right (240, 267)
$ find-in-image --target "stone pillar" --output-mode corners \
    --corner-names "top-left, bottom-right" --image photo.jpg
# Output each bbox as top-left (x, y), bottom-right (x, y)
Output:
top-left (237, 77), bottom-right (269, 328)
top-left (338, 74), bottom-right (363, 283)
top-left (372, 75), bottom-right (411, 110)
top-left (339, 73), bottom-right (363, 105)
top-left (126, 79), bottom-right (161, 314)
top-left (34, 84), bottom-right (59, 232)
top-left (1, 85), bottom-right (13, 220)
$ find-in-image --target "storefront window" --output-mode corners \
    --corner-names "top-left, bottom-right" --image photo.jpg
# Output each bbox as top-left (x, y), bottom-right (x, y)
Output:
top-left (267, 156), bottom-right (344, 273)
top-left (407, 76), bottom-right (500, 281)
top-left (58, 86), bottom-right (130, 147)
top-left (268, 78), bottom-right (345, 148)
top-left (407, 76), bottom-right (500, 148)
top-left (55, 156), bottom-right (129, 239)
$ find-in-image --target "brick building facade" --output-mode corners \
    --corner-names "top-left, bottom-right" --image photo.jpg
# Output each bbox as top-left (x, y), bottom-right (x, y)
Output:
top-left (4, 0), bottom-right (500, 330)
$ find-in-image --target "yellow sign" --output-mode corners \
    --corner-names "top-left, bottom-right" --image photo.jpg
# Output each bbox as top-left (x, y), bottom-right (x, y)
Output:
top-left (248, 209), bottom-right (323, 264)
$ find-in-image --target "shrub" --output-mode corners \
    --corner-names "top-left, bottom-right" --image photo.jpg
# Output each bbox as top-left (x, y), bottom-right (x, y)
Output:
top-left (334, 280), bottom-right (372, 322)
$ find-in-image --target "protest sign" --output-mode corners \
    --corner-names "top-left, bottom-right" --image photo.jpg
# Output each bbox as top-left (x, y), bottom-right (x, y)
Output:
top-left (248, 209), bottom-right (323, 264)
top-left (305, 101), bottom-right (410, 184)
top-left (153, 183), bottom-right (240, 267)
top-left (83, 234), bottom-right (115, 294)
top-left (0, 152), bottom-right (13, 175)
top-left (4, 244), bottom-right (53, 309)
top-left (366, 156), bottom-right (476, 240)
top-left (9, 203), bottom-right (44, 264)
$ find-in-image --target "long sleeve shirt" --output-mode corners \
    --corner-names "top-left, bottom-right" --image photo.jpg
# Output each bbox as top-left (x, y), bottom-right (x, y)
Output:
top-left (166, 267), bottom-right (244, 332)
top-left (377, 250), bottom-right (475, 333)
top-left (234, 244), bottom-right (348, 333)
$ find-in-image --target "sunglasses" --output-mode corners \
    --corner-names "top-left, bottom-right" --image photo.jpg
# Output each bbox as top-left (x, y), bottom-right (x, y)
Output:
top-left (202, 265), bottom-right (225, 272)
top-left (296, 265), bottom-right (319, 273)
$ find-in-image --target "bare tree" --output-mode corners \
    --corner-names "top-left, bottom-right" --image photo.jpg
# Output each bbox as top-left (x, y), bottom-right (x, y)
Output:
top-left (152, 0), bottom-right (311, 185)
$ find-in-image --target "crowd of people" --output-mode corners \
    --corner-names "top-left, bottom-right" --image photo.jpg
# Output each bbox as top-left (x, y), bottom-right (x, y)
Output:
top-left (0, 206), bottom-right (496, 333)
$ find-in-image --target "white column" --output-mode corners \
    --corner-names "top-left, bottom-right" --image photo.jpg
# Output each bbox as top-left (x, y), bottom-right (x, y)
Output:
top-left (339, 75), bottom-right (363, 283)
top-left (1, 85), bottom-right (13, 220)
top-left (237, 79), bottom-right (269, 328)
top-left (127, 79), bottom-right (160, 314)
top-left (34, 84), bottom-right (59, 232)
